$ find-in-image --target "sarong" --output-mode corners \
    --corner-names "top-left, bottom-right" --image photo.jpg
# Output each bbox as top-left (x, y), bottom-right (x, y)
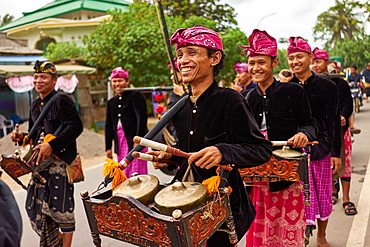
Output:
top-left (116, 122), bottom-right (148, 177)
top-left (26, 155), bottom-right (75, 247)
top-left (342, 129), bottom-right (352, 178)
top-left (305, 153), bottom-right (332, 225)
top-left (245, 182), bottom-right (305, 247)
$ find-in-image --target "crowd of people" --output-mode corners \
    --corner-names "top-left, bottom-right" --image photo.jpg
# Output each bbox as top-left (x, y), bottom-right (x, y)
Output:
top-left (2, 24), bottom-right (368, 247)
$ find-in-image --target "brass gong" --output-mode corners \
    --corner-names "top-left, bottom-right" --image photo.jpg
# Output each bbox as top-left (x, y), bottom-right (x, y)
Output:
top-left (154, 181), bottom-right (208, 216)
top-left (113, 173), bottom-right (160, 205)
top-left (273, 146), bottom-right (303, 158)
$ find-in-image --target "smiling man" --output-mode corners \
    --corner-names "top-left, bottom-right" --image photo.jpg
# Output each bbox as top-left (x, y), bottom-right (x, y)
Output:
top-left (279, 38), bottom-right (341, 247)
top-left (11, 61), bottom-right (83, 247)
top-left (240, 29), bottom-right (317, 247)
top-left (147, 26), bottom-right (272, 246)
top-left (105, 67), bottom-right (148, 177)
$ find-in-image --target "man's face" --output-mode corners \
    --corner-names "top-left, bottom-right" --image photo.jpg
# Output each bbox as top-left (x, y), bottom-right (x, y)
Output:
top-left (111, 78), bottom-right (129, 95)
top-left (288, 52), bottom-right (312, 74)
top-left (176, 46), bottom-right (216, 85)
top-left (312, 59), bottom-right (329, 74)
top-left (367, 63), bottom-right (370, 70)
top-left (350, 67), bottom-right (357, 74)
top-left (33, 73), bottom-right (56, 96)
top-left (235, 70), bottom-right (251, 85)
top-left (248, 55), bottom-right (278, 84)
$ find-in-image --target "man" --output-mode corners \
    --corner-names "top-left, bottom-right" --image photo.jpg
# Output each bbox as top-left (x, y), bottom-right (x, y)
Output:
top-left (148, 26), bottom-right (272, 246)
top-left (347, 65), bottom-right (364, 106)
top-left (361, 63), bottom-right (370, 103)
top-left (105, 67), bottom-right (148, 177)
top-left (240, 29), bottom-right (317, 247)
top-left (279, 38), bottom-right (341, 247)
top-left (11, 61), bottom-right (83, 247)
top-left (311, 48), bottom-right (357, 215)
top-left (233, 62), bottom-right (256, 94)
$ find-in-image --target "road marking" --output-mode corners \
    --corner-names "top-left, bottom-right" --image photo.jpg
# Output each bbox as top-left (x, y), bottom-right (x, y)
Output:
top-left (346, 156), bottom-right (370, 247)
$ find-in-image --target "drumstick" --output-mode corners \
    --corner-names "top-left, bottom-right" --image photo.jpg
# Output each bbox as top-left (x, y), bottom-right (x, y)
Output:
top-left (133, 136), bottom-right (233, 171)
top-left (272, 141), bottom-right (319, 146)
top-left (132, 151), bottom-right (179, 165)
top-left (14, 124), bottom-right (20, 146)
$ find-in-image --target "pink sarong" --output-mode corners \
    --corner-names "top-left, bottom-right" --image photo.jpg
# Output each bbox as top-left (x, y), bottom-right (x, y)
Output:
top-left (305, 153), bottom-right (332, 225)
top-left (342, 129), bottom-right (352, 178)
top-left (245, 182), bottom-right (306, 247)
top-left (116, 122), bottom-right (148, 177)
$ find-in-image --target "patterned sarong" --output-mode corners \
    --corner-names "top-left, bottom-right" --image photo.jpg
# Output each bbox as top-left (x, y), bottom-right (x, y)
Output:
top-left (342, 129), bottom-right (352, 178)
top-left (245, 182), bottom-right (306, 247)
top-left (116, 122), bottom-right (148, 177)
top-left (26, 155), bottom-right (75, 247)
top-left (305, 153), bottom-right (332, 225)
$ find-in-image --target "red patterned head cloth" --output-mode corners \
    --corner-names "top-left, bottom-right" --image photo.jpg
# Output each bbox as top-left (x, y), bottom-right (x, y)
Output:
top-left (312, 47), bottom-right (329, 61)
top-left (110, 67), bottom-right (129, 79)
top-left (33, 60), bottom-right (57, 75)
top-left (234, 63), bottom-right (248, 72)
top-left (239, 29), bottom-right (277, 58)
top-left (170, 27), bottom-right (223, 51)
top-left (287, 36), bottom-right (312, 55)
top-left (167, 58), bottom-right (179, 71)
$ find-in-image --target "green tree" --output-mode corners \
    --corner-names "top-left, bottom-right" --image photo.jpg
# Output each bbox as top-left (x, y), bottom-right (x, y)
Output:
top-left (0, 14), bottom-right (14, 26)
top-left (83, 2), bottom-right (247, 87)
top-left (134, 0), bottom-right (237, 31)
top-left (44, 42), bottom-right (87, 61)
top-left (329, 33), bottom-right (370, 69)
top-left (274, 49), bottom-right (289, 75)
top-left (313, 0), bottom-right (365, 47)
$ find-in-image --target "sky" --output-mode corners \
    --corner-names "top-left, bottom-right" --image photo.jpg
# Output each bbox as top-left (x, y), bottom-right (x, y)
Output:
top-left (0, 0), bottom-right (368, 49)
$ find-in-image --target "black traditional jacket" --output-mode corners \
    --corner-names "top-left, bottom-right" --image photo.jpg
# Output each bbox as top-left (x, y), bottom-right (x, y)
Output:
top-left (290, 73), bottom-right (341, 160)
top-left (331, 77), bottom-right (353, 130)
top-left (28, 90), bottom-right (83, 164)
top-left (105, 91), bottom-right (148, 153)
top-left (170, 81), bottom-right (272, 246)
top-left (246, 79), bottom-right (317, 191)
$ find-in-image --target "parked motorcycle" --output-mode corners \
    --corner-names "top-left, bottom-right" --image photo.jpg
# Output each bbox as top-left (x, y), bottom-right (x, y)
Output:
top-left (350, 81), bottom-right (362, 113)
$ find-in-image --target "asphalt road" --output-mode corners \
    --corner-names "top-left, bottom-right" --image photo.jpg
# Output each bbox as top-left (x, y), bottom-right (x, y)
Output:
top-left (12, 102), bottom-right (370, 247)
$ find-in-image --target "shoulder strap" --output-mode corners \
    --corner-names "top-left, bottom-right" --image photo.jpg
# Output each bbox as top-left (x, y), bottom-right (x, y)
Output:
top-left (25, 92), bottom-right (60, 144)
top-left (244, 88), bottom-right (255, 102)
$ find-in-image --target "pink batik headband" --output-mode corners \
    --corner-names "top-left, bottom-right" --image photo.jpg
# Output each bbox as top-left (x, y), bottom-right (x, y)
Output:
top-left (170, 27), bottom-right (223, 51)
top-left (110, 67), bottom-right (129, 79)
top-left (287, 36), bottom-right (312, 55)
top-left (312, 47), bottom-right (329, 60)
top-left (239, 29), bottom-right (277, 58)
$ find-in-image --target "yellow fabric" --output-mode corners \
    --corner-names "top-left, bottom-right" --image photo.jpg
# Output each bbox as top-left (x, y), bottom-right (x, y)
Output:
top-left (43, 134), bottom-right (56, 143)
top-left (202, 167), bottom-right (233, 194)
top-left (102, 158), bottom-right (127, 189)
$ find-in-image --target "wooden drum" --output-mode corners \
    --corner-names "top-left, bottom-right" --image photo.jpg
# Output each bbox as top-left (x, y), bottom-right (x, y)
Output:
top-left (239, 146), bottom-right (310, 206)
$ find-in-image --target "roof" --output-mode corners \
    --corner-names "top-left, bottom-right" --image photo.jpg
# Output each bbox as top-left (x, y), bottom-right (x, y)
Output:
top-left (0, 56), bottom-right (47, 62)
top-left (0, 65), bottom-right (97, 77)
top-left (0, 0), bottom-right (129, 31)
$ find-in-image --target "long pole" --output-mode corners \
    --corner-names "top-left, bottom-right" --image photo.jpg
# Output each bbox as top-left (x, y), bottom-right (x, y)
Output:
top-left (155, 0), bottom-right (179, 85)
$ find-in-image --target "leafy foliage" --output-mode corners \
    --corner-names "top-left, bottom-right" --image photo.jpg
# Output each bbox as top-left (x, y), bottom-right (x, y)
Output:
top-left (44, 42), bottom-right (87, 61)
top-left (134, 0), bottom-right (237, 32)
top-left (83, 2), bottom-right (247, 87)
top-left (329, 33), bottom-right (370, 69)
top-left (313, 0), bottom-right (365, 47)
top-left (0, 14), bottom-right (14, 26)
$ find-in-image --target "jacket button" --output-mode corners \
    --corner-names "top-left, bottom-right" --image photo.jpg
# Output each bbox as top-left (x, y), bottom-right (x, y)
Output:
top-left (118, 114), bottom-right (121, 117)
top-left (118, 105), bottom-right (121, 108)
top-left (190, 131), bottom-right (194, 135)
top-left (193, 109), bottom-right (196, 113)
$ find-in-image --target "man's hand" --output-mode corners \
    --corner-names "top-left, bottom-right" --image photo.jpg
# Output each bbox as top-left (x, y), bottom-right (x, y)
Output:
top-left (106, 149), bottom-right (113, 159)
top-left (278, 69), bottom-right (294, 82)
top-left (287, 132), bottom-right (308, 148)
top-left (10, 124), bottom-right (24, 143)
top-left (145, 150), bottom-right (172, 169)
top-left (188, 146), bottom-right (222, 170)
top-left (331, 157), bottom-right (342, 174)
top-left (34, 143), bottom-right (53, 165)
top-left (340, 116), bottom-right (346, 126)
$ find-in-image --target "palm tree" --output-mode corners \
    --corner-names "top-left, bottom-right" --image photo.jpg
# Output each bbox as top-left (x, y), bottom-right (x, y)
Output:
top-left (313, 0), bottom-right (364, 47)
top-left (0, 14), bottom-right (15, 26)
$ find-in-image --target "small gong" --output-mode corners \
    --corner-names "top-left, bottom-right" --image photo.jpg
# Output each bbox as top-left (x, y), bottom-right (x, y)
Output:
top-left (154, 181), bottom-right (207, 216)
top-left (113, 173), bottom-right (159, 205)
top-left (273, 146), bottom-right (303, 158)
